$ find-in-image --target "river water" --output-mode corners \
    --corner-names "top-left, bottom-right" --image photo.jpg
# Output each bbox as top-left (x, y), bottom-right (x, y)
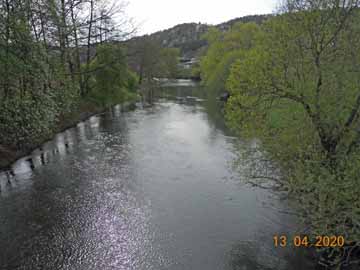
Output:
top-left (0, 82), bottom-right (315, 269)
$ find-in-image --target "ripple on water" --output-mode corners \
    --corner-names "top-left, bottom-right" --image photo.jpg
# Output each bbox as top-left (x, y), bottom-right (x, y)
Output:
top-left (0, 101), bottom-right (314, 270)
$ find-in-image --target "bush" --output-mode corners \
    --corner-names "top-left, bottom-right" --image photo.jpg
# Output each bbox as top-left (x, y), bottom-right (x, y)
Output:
top-left (0, 94), bottom-right (58, 148)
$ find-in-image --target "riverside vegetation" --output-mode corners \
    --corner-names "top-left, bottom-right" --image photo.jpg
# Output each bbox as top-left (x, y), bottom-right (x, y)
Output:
top-left (0, 0), bottom-right (179, 168)
top-left (200, 0), bottom-right (360, 267)
top-left (1, 0), bottom-right (360, 268)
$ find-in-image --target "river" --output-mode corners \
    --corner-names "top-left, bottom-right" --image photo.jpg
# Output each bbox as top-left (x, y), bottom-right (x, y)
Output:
top-left (0, 81), bottom-right (315, 269)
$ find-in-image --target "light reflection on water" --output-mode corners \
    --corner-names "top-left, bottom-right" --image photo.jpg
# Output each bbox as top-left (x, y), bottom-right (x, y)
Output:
top-left (0, 99), bottom-right (314, 269)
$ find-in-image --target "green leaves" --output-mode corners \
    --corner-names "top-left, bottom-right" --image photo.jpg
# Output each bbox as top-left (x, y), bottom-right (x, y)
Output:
top-left (0, 94), bottom-right (58, 148)
top-left (158, 48), bottom-right (180, 78)
top-left (86, 44), bottom-right (137, 107)
top-left (200, 22), bottom-right (262, 99)
top-left (200, 1), bottom-right (360, 250)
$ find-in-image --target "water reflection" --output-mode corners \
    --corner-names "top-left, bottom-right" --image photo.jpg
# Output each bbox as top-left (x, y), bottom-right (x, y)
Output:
top-left (0, 97), bottom-right (314, 269)
top-left (88, 116), bottom-right (101, 136)
top-left (54, 133), bottom-right (67, 157)
top-left (114, 104), bottom-right (122, 118)
top-left (77, 122), bottom-right (87, 141)
top-left (228, 241), bottom-right (280, 270)
top-left (159, 79), bottom-right (199, 87)
top-left (12, 157), bottom-right (33, 177)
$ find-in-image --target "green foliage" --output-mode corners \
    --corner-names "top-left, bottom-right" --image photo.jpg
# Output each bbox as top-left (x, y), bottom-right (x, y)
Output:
top-left (0, 94), bottom-right (58, 148)
top-left (159, 48), bottom-right (180, 78)
top-left (200, 1), bottom-right (360, 257)
top-left (0, 1), bottom-right (137, 153)
top-left (87, 44), bottom-right (138, 107)
top-left (133, 38), bottom-right (180, 82)
top-left (191, 61), bottom-right (201, 79)
top-left (225, 12), bottom-right (360, 165)
top-left (200, 23), bottom-right (261, 96)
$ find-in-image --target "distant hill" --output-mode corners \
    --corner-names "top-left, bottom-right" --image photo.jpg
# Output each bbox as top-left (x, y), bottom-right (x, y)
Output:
top-left (124, 14), bottom-right (271, 59)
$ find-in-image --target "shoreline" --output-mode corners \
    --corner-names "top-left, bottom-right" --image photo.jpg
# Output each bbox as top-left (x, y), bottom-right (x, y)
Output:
top-left (0, 101), bottom-right (136, 172)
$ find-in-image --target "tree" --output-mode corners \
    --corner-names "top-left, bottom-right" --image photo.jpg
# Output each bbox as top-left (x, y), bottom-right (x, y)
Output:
top-left (0, 0), bottom-right (136, 151)
top-left (227, 1), bottom-right (360, 167)
top-left (222, 0), bottom-right (360, 265)
top-left (127, 37), bottom-right (180, 104)
top-left (88, 44), bottom-right (137, 107)
top-left (200, 23), bottom-right (261, 98)
top-left (158, 47), bottom-right (180, 78)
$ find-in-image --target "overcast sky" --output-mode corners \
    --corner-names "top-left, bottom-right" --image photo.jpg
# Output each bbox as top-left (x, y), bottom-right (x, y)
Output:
top-left (127, 0), bottom-right (278, 35)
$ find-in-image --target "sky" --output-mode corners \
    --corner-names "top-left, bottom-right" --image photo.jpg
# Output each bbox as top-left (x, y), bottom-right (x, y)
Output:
top-left (127, 0), bottom-right (278, 35)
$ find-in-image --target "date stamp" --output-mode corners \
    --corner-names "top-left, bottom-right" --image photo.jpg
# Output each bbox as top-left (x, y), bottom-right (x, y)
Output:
top-left (273, 235), bottom-right (345, 248)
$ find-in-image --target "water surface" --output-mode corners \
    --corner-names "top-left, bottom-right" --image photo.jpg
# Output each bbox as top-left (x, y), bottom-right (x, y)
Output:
top-left (0, 96), bottom-right (314, 269)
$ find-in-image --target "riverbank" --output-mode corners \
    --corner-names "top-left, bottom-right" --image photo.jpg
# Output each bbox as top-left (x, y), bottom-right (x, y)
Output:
top-left (0, 100), bottom-right (137, 171)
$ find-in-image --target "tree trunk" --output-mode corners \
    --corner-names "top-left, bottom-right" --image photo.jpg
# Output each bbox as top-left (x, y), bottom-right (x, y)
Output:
top-left (70, 0), bottom-right (84, 95)
top-left (84, 0), bottom-right (94, 95)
